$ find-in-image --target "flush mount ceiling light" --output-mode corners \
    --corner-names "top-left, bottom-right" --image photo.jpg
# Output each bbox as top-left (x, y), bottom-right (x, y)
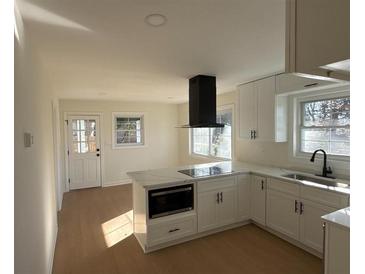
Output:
top-left (144, 14), bottom-right (167, 27)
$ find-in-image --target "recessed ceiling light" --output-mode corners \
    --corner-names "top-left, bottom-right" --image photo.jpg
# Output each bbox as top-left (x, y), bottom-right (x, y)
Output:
top-left (98, 92), bottom-right (108, 96)
top-left (145, 14), bottom-right (167, 27)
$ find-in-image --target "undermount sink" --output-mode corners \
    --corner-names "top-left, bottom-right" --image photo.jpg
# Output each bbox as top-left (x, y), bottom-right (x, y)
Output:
top-left (282, 173), bottom-right (349, 189)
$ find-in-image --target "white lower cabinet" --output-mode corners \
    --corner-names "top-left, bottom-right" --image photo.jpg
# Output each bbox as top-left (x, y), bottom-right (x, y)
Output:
top-left (250, 175), bottom-right (266, 225)
top-left (237, 174), bottom-right (251, 221)
top-left (197, 177), bottom-right (237, 233)
top-left (266, 189), bottom-right (300, 240)
top-left (148, 214), bottom-right (197, 247)
top-left (266, 178), bottom-right (347, 253)
top-left (197, 189), bottom-right (220, 232)
top-left (299, 199), bottom-right (336, 252)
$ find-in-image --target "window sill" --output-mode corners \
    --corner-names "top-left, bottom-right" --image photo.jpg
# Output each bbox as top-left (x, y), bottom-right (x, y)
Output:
top-left (112, 144), bottom-right (147, 150)
top-left (190, 152), bottom-right (231, 162)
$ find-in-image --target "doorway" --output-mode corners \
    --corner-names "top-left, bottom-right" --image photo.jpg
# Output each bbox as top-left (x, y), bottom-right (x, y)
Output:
top-left (67, 115), bottom-right (101, 190)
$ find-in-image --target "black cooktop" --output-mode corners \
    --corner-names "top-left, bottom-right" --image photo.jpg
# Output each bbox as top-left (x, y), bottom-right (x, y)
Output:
top-left (178, 166), bottom-right (234, 178)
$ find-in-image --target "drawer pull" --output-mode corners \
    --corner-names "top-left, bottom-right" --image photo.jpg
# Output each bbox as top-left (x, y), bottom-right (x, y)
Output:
top-left (168, 228), bottom-right (180, 233)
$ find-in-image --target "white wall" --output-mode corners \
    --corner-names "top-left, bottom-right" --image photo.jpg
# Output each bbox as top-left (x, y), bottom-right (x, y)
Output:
top-left (178, 90), bottom-right (349, 177)
top-left (15, 12), bottom-right (58, 274)
top-left (59, 99), bottom-right (180, 188)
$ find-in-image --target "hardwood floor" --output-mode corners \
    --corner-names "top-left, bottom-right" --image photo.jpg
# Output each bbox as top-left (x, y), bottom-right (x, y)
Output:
top-left (53, 184), bottom-right (322, 274)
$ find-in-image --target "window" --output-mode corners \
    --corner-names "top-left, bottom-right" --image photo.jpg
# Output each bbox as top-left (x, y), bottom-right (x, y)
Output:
top-left (299, 96), bottom-right (350, 156)
top-left (71, 119), bottom-right (97, 153)
top-left (191, 107), bottom-right (233, 159)
top-left (112, 113), bottom-right (144, 148)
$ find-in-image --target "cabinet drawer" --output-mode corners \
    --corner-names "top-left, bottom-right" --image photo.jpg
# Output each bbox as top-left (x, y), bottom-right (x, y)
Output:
top-left (148, 215), bottom-right (197, 247)
top-left (198, 177), bottom-right (236, 193)
top-left (268, 178), bottom-right (300, 196)
top-left (300, 186), bottom-right (349, 209)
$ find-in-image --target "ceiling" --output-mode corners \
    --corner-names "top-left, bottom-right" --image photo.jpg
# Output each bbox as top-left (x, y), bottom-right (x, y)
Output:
top-left (17, 0), bottom-right (286, 103)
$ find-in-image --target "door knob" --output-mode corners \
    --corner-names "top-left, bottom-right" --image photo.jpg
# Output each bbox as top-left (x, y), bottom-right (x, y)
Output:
top-left (96, 148), bottom-right (100, 152)
top-left (96, 154), bottom-right (100, 157)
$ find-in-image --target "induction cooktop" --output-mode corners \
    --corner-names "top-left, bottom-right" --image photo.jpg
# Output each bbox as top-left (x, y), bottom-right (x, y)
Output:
top-left (178, 166), bottom-right (234, 178)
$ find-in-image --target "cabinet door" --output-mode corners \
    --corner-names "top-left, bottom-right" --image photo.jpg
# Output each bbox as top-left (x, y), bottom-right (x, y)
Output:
top-left (218, 187), bottom-right (237, 226)
top-left (238, 82), bottom-right (257, 139)
top-left (257, 76), bottom-right (275, 141)
top-left (237, 174), bottom-right (250, 221)
top-left (197, 190), bottom-right (219, 232)
top-left (250, 175), bottom-right (266, 225)
top-left (300, 199), bottom-right (336, 252)
top-left (266, 189), bottom-right (300, 240)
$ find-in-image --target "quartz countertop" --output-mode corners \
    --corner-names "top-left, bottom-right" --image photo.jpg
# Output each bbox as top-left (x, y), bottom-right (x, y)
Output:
top-left (322, 207), bottom-right (350, 229)
top-left (126, 161), bottom-right (350, 195)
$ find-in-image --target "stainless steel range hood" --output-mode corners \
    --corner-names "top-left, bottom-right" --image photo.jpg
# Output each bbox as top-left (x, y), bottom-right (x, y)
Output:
top-left (180, 75), bottom-right (224, 128)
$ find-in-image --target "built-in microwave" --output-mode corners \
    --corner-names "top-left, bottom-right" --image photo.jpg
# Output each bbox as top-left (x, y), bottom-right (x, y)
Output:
top-left (148, 184), bottom-right (194, 219)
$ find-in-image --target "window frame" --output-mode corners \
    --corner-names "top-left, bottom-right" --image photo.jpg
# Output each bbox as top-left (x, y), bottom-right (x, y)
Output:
top-left (112, 112), bottom-right (146, 149)
top-left (190, 104), bottom-right (234, 160)
top-left (293, 91), bottom-right (350, 162)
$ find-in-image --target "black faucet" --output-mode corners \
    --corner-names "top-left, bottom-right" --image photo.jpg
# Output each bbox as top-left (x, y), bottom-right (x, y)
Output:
top-left (310, 149), bottom-right (335, 179)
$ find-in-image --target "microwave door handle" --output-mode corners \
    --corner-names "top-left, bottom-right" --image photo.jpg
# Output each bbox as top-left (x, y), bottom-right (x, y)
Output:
top-left (150, 187), bottom-right (193, 197)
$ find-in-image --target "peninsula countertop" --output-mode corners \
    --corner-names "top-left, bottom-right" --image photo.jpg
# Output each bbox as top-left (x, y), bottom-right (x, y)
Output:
top-left (127, 161), bottom-right (350, 195)
top-left (322, 207), bottom-right (350, 229)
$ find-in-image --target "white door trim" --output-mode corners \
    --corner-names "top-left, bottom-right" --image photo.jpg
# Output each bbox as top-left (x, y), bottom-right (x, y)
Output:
top-left (63, 112), bottom-right (105, 192)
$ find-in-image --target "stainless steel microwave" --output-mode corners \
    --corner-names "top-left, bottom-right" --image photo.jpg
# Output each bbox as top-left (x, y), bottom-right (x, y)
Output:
top-left (148, 184), bottom-right (194, 219)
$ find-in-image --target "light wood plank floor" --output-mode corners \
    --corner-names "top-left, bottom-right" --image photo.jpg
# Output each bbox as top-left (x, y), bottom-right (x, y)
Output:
top-left (53, 184), bottom-right (322, 274)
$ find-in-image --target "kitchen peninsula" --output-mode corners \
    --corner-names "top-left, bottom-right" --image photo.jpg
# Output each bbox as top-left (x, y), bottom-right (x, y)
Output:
top-left (128, 161), bottom-right (350, 254)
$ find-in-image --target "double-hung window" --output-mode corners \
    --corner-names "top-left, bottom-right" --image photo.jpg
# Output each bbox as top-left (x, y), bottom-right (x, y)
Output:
top-left (191, 106), bottom-right (233, 159)
top-left (299, 96), bottom-right (350, 157)
top-left (112, 112), bottom-right (144, 148)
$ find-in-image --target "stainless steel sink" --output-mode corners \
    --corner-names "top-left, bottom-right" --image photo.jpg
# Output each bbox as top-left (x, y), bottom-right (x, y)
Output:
top-left (282, 173), bottom-right (349, 188)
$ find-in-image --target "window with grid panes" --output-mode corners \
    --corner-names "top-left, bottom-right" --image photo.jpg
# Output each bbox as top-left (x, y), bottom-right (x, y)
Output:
top-left (112, 113), bottom-right (144, 147)
top-left (300, 96), bottom-right (350, 156)
top-left (191, 108), bottom-right (232, 159)
top-left (71, 119), bottom-right (97, 153)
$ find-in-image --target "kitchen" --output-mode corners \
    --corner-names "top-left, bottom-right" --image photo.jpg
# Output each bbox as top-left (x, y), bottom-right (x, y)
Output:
top-left (9, 0), bottom-right (357, 274)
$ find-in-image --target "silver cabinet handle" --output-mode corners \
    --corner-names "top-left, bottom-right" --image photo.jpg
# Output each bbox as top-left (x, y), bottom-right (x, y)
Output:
top-left (168, 228), bottom-right (180, 233)
top-left (253, 130), bottom-right (257, 139)
top-left (250, 130), bottom-right (253, 139)
top-left (216, 192), bottom-right (220, 204)
top-left (220, 192), bottom-right (223, 203)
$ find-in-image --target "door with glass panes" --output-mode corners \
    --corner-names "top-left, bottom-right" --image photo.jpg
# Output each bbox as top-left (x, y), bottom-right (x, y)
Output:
top-left (68, 115), bottom-right (101, 189)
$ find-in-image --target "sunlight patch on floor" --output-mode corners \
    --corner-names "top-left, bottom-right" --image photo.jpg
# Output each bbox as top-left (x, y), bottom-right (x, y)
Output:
top-left (102, 210), bottom-right (133, 247)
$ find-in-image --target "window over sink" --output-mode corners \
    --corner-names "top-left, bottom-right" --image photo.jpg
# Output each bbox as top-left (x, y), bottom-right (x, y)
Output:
top-left (191, 105), bottom-right (233, 159)
top-left (298, 95), bottom-right (350, 157)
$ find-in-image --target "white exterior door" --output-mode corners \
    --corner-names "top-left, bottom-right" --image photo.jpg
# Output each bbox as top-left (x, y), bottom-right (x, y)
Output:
top-left (266, 189), bottom-right (300, 240)
top-left (68, 115), bottom-right (101, 190)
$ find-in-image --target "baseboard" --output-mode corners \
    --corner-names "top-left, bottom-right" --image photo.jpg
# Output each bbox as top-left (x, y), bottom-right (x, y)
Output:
top-left (103, 179), bottom-right (132, 187)
top-left (252, 221), bottom-right (322, 258)
top-left (48, 225), bottom-right (58, 274)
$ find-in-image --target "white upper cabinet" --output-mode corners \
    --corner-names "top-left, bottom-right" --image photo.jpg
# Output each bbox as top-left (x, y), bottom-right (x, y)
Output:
top-left (238, 76), bottom-right (287, 142)
top-left (286, 0), bottom-right (350, 81)
top-left (275, 73), bottom-right (339, 95)
top-left (238, 82), bottom-right (257, 140)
